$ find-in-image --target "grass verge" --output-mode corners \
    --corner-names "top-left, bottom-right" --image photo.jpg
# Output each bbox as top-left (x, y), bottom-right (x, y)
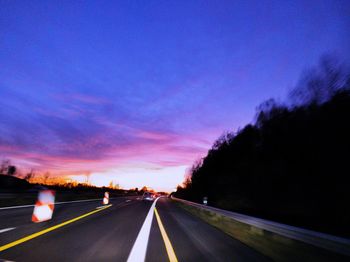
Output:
top-left (175, 201), bottom-right (348, 262)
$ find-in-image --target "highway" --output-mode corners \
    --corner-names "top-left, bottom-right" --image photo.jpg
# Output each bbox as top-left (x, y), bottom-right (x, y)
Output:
top-left (0, 196), bottom-right (270, 262)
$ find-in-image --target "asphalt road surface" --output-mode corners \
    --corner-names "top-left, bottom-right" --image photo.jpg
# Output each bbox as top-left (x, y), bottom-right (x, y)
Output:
top-left (0, 196), bottom-right (270, 262)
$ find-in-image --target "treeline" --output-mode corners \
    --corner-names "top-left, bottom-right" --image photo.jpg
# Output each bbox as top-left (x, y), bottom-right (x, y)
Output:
top-left (0, 173), bottom-right (128, 194)
top-left (175, 56), bottom-right (350, 237)
top-left (0, 160), bottom-right (125, 193)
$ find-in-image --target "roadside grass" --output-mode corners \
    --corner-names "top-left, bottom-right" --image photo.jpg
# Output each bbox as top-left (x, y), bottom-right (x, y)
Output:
top-left (0, 193), bottom-right (37, 207)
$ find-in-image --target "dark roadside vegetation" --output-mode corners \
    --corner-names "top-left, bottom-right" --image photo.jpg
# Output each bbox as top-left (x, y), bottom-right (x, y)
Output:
top-left (175, 56), bottom-right (350, 238)
top-left (0, 174), bottom-right (139, 207)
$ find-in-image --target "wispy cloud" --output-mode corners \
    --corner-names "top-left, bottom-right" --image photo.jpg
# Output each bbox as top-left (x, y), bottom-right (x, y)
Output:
top-left (0, 87), bottom-right (215, 181)
top-left (2, 0), bottom-right (347, 190)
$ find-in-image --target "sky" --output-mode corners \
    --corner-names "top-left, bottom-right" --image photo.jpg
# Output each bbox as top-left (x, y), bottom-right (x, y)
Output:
top-left (1, 0), bottom-right (349, 191)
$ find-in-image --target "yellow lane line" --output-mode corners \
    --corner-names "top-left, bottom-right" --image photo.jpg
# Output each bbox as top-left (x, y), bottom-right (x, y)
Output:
top-left (154, 207), bottom-right (178, 262)
top-left (0, 204), bottom-right (112, 252)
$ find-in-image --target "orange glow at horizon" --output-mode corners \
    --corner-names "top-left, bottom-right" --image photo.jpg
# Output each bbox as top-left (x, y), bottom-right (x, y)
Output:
top-left (67, 165), bottom-right (187, 192)
top-left (4, 128), bottom-right (217, 192)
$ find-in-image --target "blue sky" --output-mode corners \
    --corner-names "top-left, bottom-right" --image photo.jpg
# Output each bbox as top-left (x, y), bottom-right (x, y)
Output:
top-left (0, 0), bottom-right (349, 190)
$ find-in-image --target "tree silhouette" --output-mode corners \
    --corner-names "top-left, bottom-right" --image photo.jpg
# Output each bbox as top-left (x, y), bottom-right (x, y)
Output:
top-left (289, 55), bottom-right (347, 106)
top-left (0, 159), bottom-right (11, 174)
top-left (23, 169), bottom-right (35, 182)
top-left (43, 172), bottom-right (50, 184)
top-left (7, 166), bottom-right (16, 176)
top-left (176, 56), bottom-right (350, 237)
top-left (0, 160), bottom-right (17, 176)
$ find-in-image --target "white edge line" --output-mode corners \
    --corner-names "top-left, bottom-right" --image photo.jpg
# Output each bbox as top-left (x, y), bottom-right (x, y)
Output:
top-left (127, 197), bottom-right (159, 262)
top-left (0, 204), bottom-right (35, 210)
top-left (0, 227), bottom-right (16, 234)
top-left (0, 197), bottom-right (124, 210)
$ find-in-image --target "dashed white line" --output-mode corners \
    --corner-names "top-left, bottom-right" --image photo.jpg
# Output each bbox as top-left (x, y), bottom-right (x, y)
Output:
top-left (0, 227), bottom-right (15, 234)
top-left (96, 204), bottom-right (112, 209)
top-left (127, 197), bottom-right (159, 262)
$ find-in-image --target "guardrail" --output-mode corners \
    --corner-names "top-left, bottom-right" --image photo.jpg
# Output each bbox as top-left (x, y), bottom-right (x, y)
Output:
top-left (172, 196), bottom-right (350, 261)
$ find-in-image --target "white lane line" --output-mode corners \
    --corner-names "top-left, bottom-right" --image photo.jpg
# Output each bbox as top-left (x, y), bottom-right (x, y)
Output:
top-left (96, 204), bottom-right (112, 209)
top-left (126, 200), bottom-right (131, 202)
top-left (127, 197), bottom-right (160, 262)
top-left (0, 227), bottom-right (15, 234)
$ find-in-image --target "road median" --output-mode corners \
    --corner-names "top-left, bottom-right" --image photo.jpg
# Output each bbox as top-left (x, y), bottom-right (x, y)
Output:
top-left (172, 197), bottom-right (350, 262)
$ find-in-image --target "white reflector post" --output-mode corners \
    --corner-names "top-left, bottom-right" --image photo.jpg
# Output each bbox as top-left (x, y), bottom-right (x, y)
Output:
top-left (103, 192), bottom-right (109, 205)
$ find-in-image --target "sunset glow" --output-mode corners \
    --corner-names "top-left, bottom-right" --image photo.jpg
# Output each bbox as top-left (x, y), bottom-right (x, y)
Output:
top-left (1, 1), bottom-right (349, 191)
top-left (68, 165), bottom-right (187, 191)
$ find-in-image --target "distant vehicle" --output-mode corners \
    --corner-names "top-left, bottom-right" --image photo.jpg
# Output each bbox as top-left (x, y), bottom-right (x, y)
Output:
top-left (142, 191), bottom-right (155, 201)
